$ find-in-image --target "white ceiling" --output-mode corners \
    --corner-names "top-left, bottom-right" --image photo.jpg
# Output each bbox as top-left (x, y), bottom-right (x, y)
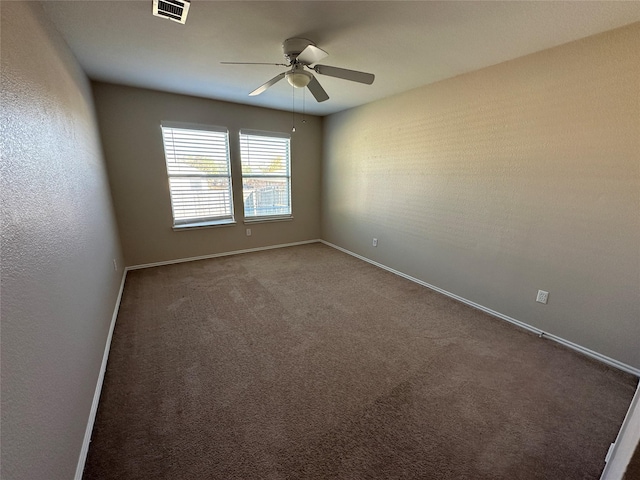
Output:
top-left (41, 1), bottom-right (640, 116)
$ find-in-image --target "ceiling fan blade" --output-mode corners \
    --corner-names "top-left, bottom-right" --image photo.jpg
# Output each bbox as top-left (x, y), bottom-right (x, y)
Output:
top-left (313, 65), bottom-right (375, 85)
top-left (296, 44), bottom-right (328, 65)
top-left (249, 72), bottom-right (286, 96)
top-left (307, 75), bottom-right (329, 102)
top-left (221, 62), bottom-right (288, 66)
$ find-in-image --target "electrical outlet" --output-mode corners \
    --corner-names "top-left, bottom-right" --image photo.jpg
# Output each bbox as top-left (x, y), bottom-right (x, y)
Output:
top-left (536, 290), bottom-right (549, 304)
top-left (372, 238), bottom-right (378, 247)
top-left (246, 228), bottom-right (251, 236)
top-left (112, 259), bottom-right (118, 272)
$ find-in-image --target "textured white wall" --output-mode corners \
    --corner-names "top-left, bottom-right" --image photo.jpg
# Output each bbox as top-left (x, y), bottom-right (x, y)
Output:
top-left (322, 23), bottom-right (640, 369)
top-left (92, 82), bottom-right (322, 267)
top-left (0, 3), bottom-right (124, 479)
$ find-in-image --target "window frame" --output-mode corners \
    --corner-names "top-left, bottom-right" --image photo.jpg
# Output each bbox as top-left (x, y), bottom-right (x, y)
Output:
top-left (160, 121), bottom-right (235, 230)
top-left (239, 129), bottom-right (293, 223)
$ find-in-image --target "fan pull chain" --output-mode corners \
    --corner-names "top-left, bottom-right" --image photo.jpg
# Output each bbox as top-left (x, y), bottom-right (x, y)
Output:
top-left (302, 88), bottom-right (306, 124)
top-left (292, 84), bottom-right (296, 133)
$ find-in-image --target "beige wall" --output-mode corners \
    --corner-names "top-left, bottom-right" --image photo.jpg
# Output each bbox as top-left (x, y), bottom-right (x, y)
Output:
top-left (322, 24), bottom-right (640, 369)
top-left (92, 83), bottom-right (322, 266)
top-left (0, 3), bottom-right (124, 480)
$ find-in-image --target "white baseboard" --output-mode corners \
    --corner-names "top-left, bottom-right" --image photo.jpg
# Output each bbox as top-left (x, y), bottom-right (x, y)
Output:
top-left (320, 240), bottom-right (640, 378)
top-left (74, 269), bottom-right (128, 480)
top-left (127, 239), bottom-right (321, 271)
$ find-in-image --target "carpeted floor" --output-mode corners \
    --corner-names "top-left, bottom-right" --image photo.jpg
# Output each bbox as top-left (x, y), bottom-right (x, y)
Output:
top-left (83, 243), bottom-right (637, 479)
top-left (625, 444), bottom-right (640, 479)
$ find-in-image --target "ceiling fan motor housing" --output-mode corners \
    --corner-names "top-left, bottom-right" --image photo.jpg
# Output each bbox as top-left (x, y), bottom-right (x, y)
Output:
top-left (283, 38), bottom-right (314, 63)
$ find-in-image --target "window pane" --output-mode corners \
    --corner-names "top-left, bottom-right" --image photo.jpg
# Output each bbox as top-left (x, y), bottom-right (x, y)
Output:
top-left (240, 131), bottom-right (291, 219)
top-left (169, 177), bottom-right (233, 224)
top-left (161, 125), bottom-right (234, 226)
top-left (243, 178), bottom-right (290, 218)
top-left (240, 135), bottom-right (290, 176)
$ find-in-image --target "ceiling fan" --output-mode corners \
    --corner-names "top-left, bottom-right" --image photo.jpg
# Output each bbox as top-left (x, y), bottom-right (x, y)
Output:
top-left (221, 38), bottom-right (375, 103)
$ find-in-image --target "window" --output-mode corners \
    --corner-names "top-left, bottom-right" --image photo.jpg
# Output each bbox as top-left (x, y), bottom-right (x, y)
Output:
top-left (160, 123), bottom-right (234, 228)
top-left (239, 130), bottom-right (292, 220)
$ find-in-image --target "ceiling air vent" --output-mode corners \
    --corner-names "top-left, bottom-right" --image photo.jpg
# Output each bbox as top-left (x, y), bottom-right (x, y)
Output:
top-left (152, 0), bottom-right (190, 24)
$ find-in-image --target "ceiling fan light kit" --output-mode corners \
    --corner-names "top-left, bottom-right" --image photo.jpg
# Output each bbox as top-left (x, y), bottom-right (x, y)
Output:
top-left (223, 37), bottom-right (375, 103)
top-left (286, 65), bottom-right (312, 88)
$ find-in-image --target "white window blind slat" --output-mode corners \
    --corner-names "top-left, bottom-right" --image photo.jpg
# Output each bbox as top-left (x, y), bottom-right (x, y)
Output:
top-left (161, 125), bottom-right (234, 226)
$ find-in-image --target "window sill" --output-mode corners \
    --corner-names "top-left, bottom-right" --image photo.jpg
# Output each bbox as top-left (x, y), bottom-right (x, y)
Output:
top-left (244, 215), bottom-right (293, 225)
top-left (173, 219), bottom-right (236, 231)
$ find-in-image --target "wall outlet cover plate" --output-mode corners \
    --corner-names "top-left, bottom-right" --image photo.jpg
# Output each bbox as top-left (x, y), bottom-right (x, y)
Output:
top-left (536, 290), bottom-right (549, 304)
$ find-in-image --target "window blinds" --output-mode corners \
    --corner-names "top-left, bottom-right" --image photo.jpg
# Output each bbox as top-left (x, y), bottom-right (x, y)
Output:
top-left (239, 130), bottom-right (291, 219)
top-left (161, 124), bottom-right (234, 226)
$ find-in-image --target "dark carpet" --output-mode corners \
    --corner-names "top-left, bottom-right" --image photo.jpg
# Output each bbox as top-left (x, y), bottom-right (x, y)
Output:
top-left (83, 243), bottom-right (637, 479)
